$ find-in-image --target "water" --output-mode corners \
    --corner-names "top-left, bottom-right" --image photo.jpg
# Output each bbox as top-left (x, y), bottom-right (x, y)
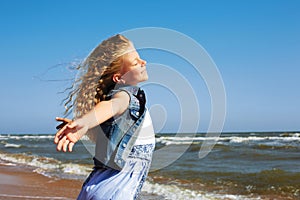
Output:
top-left (0, 132), bottom-right (300, 199)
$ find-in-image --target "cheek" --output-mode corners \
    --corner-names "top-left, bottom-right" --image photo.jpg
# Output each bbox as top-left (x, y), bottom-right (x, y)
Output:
top-left (130, 68), bottom-right (142, 77)
top-left (122, 69), bottom-right (141, 81)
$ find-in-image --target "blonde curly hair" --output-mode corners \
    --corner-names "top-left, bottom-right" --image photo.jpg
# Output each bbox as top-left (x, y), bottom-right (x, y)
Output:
top-left (63, 34), bottom-right (131, 119)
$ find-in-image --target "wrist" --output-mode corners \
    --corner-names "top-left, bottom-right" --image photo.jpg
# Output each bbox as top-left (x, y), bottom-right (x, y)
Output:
top-left (76, 112), bottom-right (97, 130)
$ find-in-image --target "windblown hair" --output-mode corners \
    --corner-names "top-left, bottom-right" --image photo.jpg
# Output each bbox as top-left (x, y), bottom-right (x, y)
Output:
top-left (63, 34), bottom-right (131, 119)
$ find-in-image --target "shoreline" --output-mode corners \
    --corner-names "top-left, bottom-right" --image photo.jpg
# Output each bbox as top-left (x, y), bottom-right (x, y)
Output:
top-left (1, 131), bottom-right (299, 200)
top-left (0, 163), bottom-right (82, 200)
top-left (0, 162), bottom-right (163, 200)
top-left (0, 162), bottom-right (295, 200)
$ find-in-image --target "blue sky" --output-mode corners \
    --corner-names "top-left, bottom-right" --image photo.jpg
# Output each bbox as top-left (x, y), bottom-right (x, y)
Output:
top-left (0, 0), bottom-right (299, 134)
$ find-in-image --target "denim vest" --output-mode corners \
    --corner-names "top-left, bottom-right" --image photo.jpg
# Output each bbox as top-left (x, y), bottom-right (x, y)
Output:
top-left (93, 85), bottom-right (146, 170)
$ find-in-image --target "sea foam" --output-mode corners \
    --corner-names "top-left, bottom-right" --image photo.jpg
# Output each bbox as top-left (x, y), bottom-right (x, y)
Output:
top-left (142, 181), bottom-right (261, 200)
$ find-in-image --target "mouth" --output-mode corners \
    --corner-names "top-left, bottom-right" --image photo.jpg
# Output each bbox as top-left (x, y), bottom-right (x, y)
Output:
top-left (141, 69), bottom-right (147, 74)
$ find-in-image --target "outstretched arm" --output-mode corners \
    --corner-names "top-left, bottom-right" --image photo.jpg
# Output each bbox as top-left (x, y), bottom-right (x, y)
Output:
top-left (54, 91), bottom-right (130, 152)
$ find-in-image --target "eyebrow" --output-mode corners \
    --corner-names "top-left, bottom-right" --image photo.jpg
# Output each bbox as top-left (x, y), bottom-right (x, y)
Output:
top-left (130, 57), bottom-right (139, 64)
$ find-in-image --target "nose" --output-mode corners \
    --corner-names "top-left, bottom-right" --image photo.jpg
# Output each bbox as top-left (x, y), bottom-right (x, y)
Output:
top-left (141, 59), bottom-right (146, 66)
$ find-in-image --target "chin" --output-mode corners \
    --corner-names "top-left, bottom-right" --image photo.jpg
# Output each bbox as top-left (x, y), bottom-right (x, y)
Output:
top-left (143, 74), bottom-right (149, 81)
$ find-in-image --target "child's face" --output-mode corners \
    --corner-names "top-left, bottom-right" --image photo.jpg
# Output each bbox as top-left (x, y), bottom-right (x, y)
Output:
top-left (119, 45), bottom-right (148, 85)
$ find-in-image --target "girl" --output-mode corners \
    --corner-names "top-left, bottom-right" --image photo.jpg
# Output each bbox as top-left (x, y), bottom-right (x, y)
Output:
top-left (54, 34), bottom-right (155, 200)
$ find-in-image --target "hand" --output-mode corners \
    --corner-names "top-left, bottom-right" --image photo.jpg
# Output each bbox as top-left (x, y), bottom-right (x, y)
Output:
top-left (54, 118), bottom-right (88, 152)
top-left (54, 117), bottom-right (73, 149)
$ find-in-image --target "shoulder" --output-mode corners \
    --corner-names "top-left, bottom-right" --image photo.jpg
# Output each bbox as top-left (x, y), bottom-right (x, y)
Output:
top-left (111, 90), bottom-right (130, 103)
top-left (108, 85), bottom-right (139, 102)
top-left (107, 85), bottom-right (140, 108)
top-left (109, 91), bottom-right (130, 116)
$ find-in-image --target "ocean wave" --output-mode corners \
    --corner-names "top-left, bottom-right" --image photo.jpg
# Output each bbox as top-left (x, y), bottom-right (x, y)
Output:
top-left (0, 134), bottom-right (54, 140)
top-left (2, 133), bottom-right (299, 146)
top-left (280, 132), bottom-right (300, 137)
top-left (0, 152), bottom-right (92, 179)
top-left (156, 133), bottom-right (300, 148)
top-left (156, 136), bottom-right (218, 146)
top-left (147, 168), bottom-right (300, 199)
top-left (142, 181), bottom-right (260, 200)
top-left (4, 143), bottom-right (22, 148)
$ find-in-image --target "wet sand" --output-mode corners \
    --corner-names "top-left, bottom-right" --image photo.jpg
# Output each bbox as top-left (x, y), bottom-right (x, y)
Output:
top-left (0, 163), bottom-right (82, 200)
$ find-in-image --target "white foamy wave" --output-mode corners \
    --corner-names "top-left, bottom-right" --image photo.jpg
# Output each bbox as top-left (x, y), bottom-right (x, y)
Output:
top-left (0, 152), bottom-right (59, 169)
top-left (4, 143), bottom-right (22, 148)
top-left (142, 181), bottom-right (260, 200)
top-left (156, 136), bottom-right (218, 145)
top-left (0, 134), bottom-right (54, 140)
top-left (0, 162), bottom-right (16, 166)
top-left (226, 136), bottom-right (300, 148)
top-left (62, 163), bottom-right (91, 175)
top-left (280, 132), bottom-right (300, 137)
top-left (156, 134), bottom-right (300, 147)
top-left (227, 136), bottom-right (265, 143)
top-left (0, 135), bottom-right (9, 140)
top-left (0, 153), bottom-right (91, 178)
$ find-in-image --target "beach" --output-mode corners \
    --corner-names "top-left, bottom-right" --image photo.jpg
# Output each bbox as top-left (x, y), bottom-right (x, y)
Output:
top-left (0, 162), bottom-right (163, 200)
top-left (0, 161), bottom-right (295, 200)
top-left (0, 162), bottom-right (82, 200)
top-left (0, 132), bottom-right (299, 200)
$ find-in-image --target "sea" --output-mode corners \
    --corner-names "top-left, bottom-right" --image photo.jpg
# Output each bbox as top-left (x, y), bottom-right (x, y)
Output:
top-left (0, 132), bottom-right (299, 200)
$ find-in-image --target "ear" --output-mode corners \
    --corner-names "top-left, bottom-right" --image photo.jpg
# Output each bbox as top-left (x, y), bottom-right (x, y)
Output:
top-left (112, 73), bottom-right (122, 83)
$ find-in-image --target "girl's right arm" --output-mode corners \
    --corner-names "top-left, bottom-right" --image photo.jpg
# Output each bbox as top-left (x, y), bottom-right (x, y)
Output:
top-left (54, 91), bottom-right (130, 152)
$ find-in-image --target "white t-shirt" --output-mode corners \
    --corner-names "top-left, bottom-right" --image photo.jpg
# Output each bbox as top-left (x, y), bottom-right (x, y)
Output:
top-left (134, 110), bottom-right (155, 145)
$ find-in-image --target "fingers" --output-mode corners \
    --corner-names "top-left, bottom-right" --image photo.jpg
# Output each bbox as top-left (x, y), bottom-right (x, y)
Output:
top-left (54, 117), bottom-right (78, 152)
top-left (54, 121), bottom-right (77, 144)
top-left (63, 139), bottom-right (70, 152)
top-left (68, 142), bottom-right (75, 152)
top-left (56, 136), bottom-right (75, 152)
top-left (54, 125), bottom-right (67, 144)
top-left (63, 140), bottom-right (75, 152)
top-left (56, 117), bottom-right (72, 123)
top-left (56, 135), bottom-right (66, 151)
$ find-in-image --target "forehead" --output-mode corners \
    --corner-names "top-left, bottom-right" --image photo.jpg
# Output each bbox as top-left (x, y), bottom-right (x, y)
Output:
top-left (123, 48), bottom-right (139, 63)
